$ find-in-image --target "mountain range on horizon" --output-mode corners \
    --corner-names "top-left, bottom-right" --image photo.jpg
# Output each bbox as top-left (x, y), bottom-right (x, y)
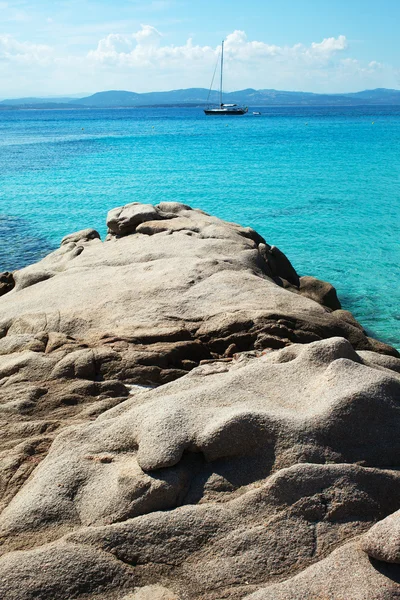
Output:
top-left (1, 87), bottom-right (400, 109)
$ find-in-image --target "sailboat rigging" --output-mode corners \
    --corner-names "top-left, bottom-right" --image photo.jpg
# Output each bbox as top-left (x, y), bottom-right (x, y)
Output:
top-left (204, 40), bottom-right (248, 116)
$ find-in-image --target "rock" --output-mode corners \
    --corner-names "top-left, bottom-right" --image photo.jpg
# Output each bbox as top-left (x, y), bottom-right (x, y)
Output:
top-left (1, 203), bottom-right (395, 369)
top-left (332, 308), bottom-right (364, 330)
top-left (244, 541), bottom-right (400, 600)
top-left (1, 337), bottom-right (400, 599)
top-left (0, 541), bottom-right (134, 600)
top-left (357, 350), bottom-right (400, 373)
top-left (128, 587), bottom-right (179, 600)
top-left (361, 509), bottom-right (400, 564)
top-left (11, 231), bottom-right (100, 292)
top-left (0, 272), bottom-right (14, 297)
top-left (106, 202), bottom-right (161, 236)
top-left (1, 202), bottom-right (395, 499)
top-left (299, 276), bottom-right (342, 310)
top-left (366, 335), bottom-right (399, 356)
top-left (1, 461), bottom-right (400, 598)
top-left (1, 203), bottom-right (400, 599)
top-left (1, 338), bottom-right (399, 531)
top-left (283, 275), bottom-right (342, 310)
top-left (61, 228), bottom-right (100, 246)
top-left (259, 244), bottom-right (300, 286)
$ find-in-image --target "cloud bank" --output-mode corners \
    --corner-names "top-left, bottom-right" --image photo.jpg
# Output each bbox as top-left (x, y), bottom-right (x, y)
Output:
top-left (87, 28), bottom-right (348, 68)
top-left (0, 26), bottom-right (398, 97)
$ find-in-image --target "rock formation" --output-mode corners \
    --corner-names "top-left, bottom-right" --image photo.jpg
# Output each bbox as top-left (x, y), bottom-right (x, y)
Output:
top-left (0, 202), bottom-right (399, 599)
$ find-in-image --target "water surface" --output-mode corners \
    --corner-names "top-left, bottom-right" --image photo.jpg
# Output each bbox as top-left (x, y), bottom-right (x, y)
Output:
top-left (0, 106), bottom-right (399, 348)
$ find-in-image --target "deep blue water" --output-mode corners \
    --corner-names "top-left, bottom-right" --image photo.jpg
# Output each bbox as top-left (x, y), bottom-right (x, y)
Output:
top-left (0, 106), bottom-right (399, 348)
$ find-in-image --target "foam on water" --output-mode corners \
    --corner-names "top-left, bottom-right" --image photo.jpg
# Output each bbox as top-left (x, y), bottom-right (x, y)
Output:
top-left (0, 106), bottom-right (399, 348)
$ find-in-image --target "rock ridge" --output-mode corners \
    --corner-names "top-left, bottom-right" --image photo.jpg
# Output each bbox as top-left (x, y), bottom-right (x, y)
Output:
top-left (0, 202), bottom-right (399, 599)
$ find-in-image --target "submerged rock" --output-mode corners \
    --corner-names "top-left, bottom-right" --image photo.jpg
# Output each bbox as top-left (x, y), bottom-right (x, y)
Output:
top-left (0, 202), bottom-right (399, 599)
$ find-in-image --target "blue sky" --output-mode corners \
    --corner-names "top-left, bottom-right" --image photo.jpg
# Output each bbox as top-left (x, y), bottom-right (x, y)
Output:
top-left (0, 0), bottom-right (399, 97)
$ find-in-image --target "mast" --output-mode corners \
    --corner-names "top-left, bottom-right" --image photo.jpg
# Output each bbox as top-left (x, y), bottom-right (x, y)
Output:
top-left (220, 40), bottom-right (224, 107)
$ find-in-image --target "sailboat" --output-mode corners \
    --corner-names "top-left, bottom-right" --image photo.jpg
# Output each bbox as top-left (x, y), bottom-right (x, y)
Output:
top-left (204, 41), bottom-right (248, 116)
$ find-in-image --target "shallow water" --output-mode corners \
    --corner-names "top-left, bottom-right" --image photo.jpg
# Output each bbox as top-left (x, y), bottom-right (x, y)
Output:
top-left (0, 106), bottom-right (399, 348)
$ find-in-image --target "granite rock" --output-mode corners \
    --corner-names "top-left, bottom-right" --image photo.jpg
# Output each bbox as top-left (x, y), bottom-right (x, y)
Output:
top-left (1, 202), bottom-right (395, 506)
top-left (283, 275), bottom-right (342, 311)
top-left (106, 202), bottom-right (161, 236)
top-left (244, 541), bottom-right (400, 600)
top-left (362, 508), bottom-right (400, 564)
top-left (1, 203), bottom-right (400, 599)
top-left (60, 228), bottom-right (100, 246)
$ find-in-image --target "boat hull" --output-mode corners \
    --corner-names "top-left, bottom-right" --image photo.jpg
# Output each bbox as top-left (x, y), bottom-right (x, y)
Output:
top-left (204, 107), bottom-right (248, 116)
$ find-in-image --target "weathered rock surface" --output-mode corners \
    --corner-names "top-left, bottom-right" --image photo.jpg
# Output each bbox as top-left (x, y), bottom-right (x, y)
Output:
top-left (244, 541), bottom-right (400, 600)
top-left (362, 508), bottom-right (400, 564)
top-left (106, 202), bottom-right (161, 236)
top-left (2, 336), bottom-right (399, 546)
top-left (60, 228), bottom-right (101, 246)
top-left (1, 202), bottom-right (400, 599)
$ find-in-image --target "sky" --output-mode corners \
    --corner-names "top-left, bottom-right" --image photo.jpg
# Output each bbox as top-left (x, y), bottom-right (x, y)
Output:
top-left (0, 0), bottom-right (399, 98)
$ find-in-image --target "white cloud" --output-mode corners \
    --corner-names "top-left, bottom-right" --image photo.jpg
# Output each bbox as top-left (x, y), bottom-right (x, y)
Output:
top-left (88, 27), bottom-right (349, 70)
top-left (88, 25), bottom-right (209, 68)
top-left (0, 34), bottom-right (53, 64)
top-left (93, 24), bottom-right (163, 57)
top-left (310, 35), bottom-right (347, 53)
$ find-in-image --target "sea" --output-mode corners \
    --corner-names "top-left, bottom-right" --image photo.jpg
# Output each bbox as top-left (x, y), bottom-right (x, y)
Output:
top-left (0, 106), bottom-right (399, 349)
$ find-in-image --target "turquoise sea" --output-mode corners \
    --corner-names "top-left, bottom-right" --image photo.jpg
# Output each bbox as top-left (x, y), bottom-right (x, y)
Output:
top-left (0, 106), bottom-right (399, 348)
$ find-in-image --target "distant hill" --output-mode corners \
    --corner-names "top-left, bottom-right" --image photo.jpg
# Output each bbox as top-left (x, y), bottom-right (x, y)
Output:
top-left (73, 90), bottom-right (142, 106)
top-left (343, 88), bottom-right (400, 104)
top-left (68, 87), bottom-right (400, 107)
top-left (220, 88), bottom-right (400, 106)
top-left (1, 88), bottom-right (400, 109)
top-left (72, 88), bottom-right (217, 106)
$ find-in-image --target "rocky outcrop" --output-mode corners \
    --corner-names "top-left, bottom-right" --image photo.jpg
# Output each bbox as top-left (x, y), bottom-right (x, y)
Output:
top-left (362, 508), bottom-right (400, 564)
top-left (0, 202), bottom-right (399, 599)
top-left (106, 202), bottom-right (161, 236)
top-left (60, 228), bottom-right (100, 246)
